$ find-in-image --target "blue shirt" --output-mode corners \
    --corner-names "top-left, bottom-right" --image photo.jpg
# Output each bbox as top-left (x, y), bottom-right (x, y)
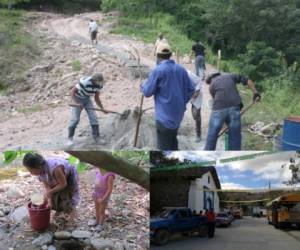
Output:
top-left (141, 60), bottom-right (195, 129)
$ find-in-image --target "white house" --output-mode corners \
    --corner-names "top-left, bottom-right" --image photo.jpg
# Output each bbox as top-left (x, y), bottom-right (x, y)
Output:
top-left (150, 166), bottom-right (221, 214)
top-left (188, 170), bottom-right (220, 213)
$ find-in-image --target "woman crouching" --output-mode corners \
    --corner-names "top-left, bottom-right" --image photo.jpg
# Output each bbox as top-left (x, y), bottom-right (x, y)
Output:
top-left (23, 153), bottom-right (79, 220)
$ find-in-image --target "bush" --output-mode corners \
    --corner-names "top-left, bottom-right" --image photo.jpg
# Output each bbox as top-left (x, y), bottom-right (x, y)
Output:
top-left (71, 59), bottom-right (82, 71)
top-left (237, 41), bottom-right (283, 82)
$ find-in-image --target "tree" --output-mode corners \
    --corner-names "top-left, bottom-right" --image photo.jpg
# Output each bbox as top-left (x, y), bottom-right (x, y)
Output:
top-left (67, 151), bottom-right (149, 190)
top-left (0, 0), bottom-right (31, 9)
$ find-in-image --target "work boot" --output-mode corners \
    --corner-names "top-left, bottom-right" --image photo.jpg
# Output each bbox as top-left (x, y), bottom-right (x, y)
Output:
top-left (67, 126), bottom-right (76, 145)
top-left (91, 124), bottom-right (100, 143)
top-left (195, 120), bottom-right (201, 143)
top-left (195, 136), bottom-right (201, 143)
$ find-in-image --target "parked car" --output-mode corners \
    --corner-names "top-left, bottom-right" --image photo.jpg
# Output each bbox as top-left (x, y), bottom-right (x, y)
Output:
top-left (150, 207), bottom-right (208, 245)
top-left (216, 212), bottom-right (234, 227)
top-left (233, 209), bottom-right (243, 219)
top-left (252, 207), bottom-right (267, 218)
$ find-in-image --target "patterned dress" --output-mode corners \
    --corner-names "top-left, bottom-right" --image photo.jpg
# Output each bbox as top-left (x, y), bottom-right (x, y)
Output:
top-left (38, 157), bottom-right (79, 211)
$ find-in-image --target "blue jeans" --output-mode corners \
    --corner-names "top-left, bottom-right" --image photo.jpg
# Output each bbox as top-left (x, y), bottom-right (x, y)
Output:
top-left (69, 96), bottom-right (99, 129)
top-left (204, 106), bottom-right (241, 150)
top-left (195, 55), bottom-right (205, 78)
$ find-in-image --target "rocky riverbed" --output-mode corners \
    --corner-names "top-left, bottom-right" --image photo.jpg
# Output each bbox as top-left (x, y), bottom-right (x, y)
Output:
top-left (0, 167), bottom-right (149, 250)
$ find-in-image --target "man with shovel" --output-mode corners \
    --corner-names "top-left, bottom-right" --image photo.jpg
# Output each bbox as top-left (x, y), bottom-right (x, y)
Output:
top-left (142, 43), bottom-right (195, 150)
top-left (68, 73), bottom-right (107, 146)
top-left (204, 70), bottom-right (261, 150)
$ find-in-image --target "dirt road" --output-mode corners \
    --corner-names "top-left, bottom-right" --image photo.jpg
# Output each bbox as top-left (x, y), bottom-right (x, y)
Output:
top-left (0, 11), bottom-right (224, 150)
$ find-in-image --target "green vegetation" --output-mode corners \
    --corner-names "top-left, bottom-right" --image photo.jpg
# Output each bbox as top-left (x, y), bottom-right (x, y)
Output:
top-left (0, 9), bottom-right (39, 90)
top-left (71, 59), bottom-right (82, 71)
top-left (0, 0), bottom-right (99, 13)
top-left (17, 104), bottom-right (43, 113)
top-left (103, 0), bottom-right (300, 150)
top-left (2, 151), bottom-right (88, 174)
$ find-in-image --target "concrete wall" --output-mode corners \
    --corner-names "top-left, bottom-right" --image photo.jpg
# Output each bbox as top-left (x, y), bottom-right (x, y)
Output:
top-left (188, 172), bottom-right (220, 213)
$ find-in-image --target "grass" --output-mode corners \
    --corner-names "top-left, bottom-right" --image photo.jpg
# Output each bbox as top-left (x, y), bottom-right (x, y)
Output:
top-left (0, 9), bottom-right (39, 90)
top-left (71, 59), bottom-right (82, 71)
top-left (17, 104), bottom-right (43, 113)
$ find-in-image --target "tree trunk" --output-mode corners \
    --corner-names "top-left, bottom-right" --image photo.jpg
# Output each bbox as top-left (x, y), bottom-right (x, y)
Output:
top-left (67, 151), bottom-right (149, 191)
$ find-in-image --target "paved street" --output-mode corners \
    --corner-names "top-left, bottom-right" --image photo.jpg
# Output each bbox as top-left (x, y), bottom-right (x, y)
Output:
top-left (151, 216), bottom-right (300, 250)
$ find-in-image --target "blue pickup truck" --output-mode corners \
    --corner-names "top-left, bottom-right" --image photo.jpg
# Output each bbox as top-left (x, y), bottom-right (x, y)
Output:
top-left (150, 207), bottom-right (208, 245)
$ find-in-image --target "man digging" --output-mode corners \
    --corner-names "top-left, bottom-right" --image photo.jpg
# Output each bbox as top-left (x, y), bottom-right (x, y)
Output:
top-left (142, 43), bottom-right (195, 150)
top-left (68, 73), bottom-right (107, 146)
top-left (204, 70), bottom-right (261, 150)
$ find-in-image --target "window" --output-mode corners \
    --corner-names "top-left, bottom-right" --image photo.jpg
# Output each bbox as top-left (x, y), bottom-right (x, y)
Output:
top-left (208, 176), bottom-right (210, 184)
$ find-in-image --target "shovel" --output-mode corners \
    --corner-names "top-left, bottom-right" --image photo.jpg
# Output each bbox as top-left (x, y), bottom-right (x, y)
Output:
top-left (69, 104), bottom-right (131, 120)
top-left (218, 101), bottom-right (256, 138)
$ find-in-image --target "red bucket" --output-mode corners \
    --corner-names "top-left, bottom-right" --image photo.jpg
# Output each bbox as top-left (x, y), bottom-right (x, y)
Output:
top-left (28, 202), bottom-right (51, 231)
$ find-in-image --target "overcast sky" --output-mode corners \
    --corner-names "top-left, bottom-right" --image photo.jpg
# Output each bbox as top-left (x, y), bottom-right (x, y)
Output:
top-left (168, 151), bottom-right (299, 190)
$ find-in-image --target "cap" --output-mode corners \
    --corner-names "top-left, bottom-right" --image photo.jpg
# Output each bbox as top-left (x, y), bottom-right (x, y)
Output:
top-left (157, 43), bottom-right (172, 55)
top-left (91, 73), bottom-right (105, 86)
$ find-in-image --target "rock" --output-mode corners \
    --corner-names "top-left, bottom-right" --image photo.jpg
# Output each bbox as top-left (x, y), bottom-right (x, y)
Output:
top-left (12, 206), bottom-right (29, 222)
top-left (32, 232), bottom-right (53, 247)
top-left (71, 230), bottom-right (91, 239)
top-left (3, 207), bottom-right (10, 215)
top-left (114, 241), bottom-right (125, 250)
top-left (54, 231), bottom-right (72, 240)
top-left (42, 245), bottom-right (48, 250)
top-left (7, 186), bottom-right (25, 199)
top-left (88, 219), bottom-right (97, 227)
top-left (90, 238), bottom-right (115, 250)
top-left (0, 211), bottom-right (4, 217)
top-left (71, 41), bottom-right (81, 46)
top-left (30, 64), bottom-right (54, 73)
top-left (48, 245), bottom-right (56, 250)
top-left (122, 209), bottom-right (131, 217)
top-left (17, 171), bottom-right (31, 178)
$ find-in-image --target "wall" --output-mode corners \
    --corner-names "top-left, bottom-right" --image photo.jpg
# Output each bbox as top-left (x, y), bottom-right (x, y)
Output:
top-left (150, 176), bottom-right (190, 214)
top-left (188, 172), bottom-right (220, 213)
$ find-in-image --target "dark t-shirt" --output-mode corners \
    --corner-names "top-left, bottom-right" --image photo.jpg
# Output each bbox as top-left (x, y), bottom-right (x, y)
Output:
top-left (209, 73), bottom-right (249, 110)
top-left (192, 43), bottom-right (205, 57)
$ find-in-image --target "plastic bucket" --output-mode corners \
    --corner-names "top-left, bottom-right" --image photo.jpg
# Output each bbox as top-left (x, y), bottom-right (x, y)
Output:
top-left (27, 202), bottom-right (51, 231)
top-left (282, 116), bottom-right (300, 150)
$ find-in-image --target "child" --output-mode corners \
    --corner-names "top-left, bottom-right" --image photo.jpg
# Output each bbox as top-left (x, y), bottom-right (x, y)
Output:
top-left (92, 168), bottom-right (115, 231)
top-left (23, 153), bottom-right (79, 216)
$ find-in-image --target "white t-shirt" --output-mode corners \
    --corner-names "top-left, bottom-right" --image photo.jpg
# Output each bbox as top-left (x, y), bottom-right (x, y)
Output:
top-left (188, 70), bottom-right (203, 109)
top-left (89, 21), bottom-right (98, 33)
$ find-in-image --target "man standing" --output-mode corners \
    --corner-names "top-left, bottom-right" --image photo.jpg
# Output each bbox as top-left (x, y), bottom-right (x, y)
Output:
top-left (204, 71), bottom-right (261, 150)
top-left (89, 19), bottom-right (98, 44)
top-left (191, 41), bottom-right (206, 79)
top-left (206, 208), bottom-right (216, 238)
top-left (188, 70), bottom-right (203, 143)
top-left (68, 73), bottom-right (107, 145)
top-left (142, 43), bottom-right (195, 150)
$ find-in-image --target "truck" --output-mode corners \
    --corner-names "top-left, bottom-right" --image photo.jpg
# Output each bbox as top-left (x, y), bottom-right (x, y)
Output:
top-left (150, 207), bottom-right (208, 245)
top-left (252, 206), bottom-right (267, 218)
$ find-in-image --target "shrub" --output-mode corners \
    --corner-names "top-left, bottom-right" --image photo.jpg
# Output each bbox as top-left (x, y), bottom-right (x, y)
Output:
top-left (237, 41), bottom-right (283, 82)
